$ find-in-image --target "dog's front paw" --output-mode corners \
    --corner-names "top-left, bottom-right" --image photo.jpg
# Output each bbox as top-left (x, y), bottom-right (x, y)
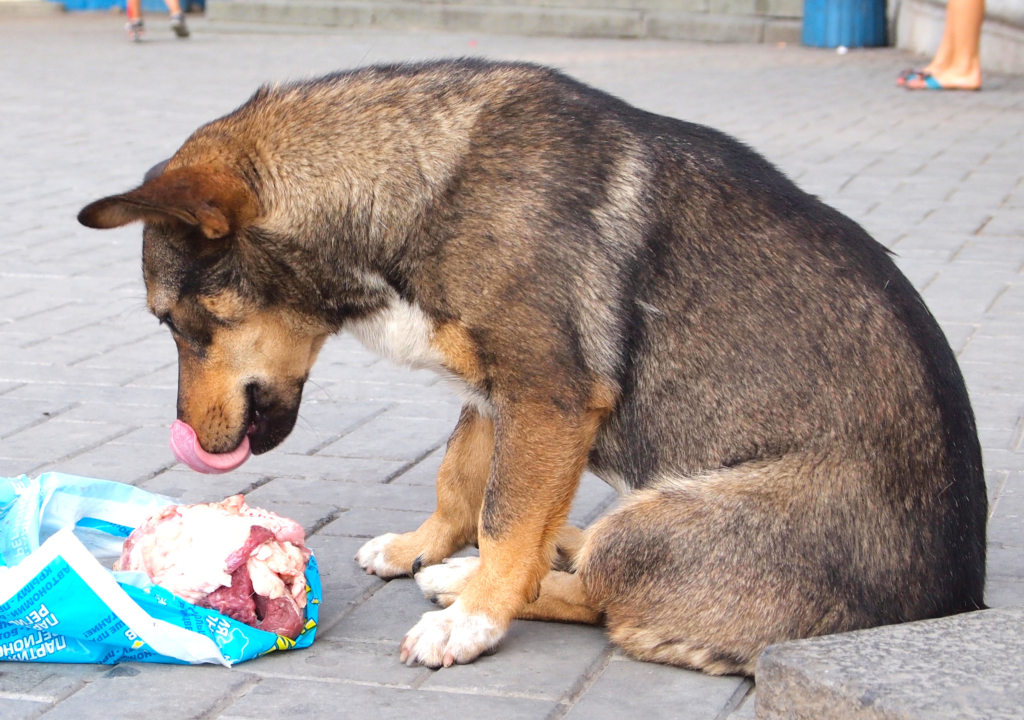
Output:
top-left (355, 534), bottom-right (408, 578)
top-left (400, 601), bottom-right (505, 668)
top-left (415, 556), bottom-right (480, 607)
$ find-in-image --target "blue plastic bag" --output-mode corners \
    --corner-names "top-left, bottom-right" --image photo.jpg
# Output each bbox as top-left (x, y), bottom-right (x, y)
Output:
top-left (0, 473), bottom-right (320, 666)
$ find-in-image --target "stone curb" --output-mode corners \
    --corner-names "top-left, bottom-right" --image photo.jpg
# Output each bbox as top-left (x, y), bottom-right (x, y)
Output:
top-left (755, 606), bottom-right (1024, 720)
top-left (206, 0), bottom-right (802, 43)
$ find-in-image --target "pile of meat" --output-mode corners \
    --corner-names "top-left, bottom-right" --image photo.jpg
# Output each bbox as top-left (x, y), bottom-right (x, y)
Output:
top-left (113, 495), bottom-right (310, 639)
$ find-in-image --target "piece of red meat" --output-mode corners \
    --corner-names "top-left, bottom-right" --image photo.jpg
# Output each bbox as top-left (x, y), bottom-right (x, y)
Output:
top-left (199, 564), bottom-right (257, 626)
top-left (225, 526), bottom-right (276, 574)
top-left (254, 593), bottom-right (305, 639)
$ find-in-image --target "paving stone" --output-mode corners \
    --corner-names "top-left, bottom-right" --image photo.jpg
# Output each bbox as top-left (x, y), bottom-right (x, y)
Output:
top-left (272, 399), bottom-right (392, 455)
top-left (422, 620), bottom-right (611, 701)
top-left (756, 607), bottom-right (1024, 720)
top-left (42, 444), bottom-right (176, 486)
top-left (319, 507), bottom-right (433, 538)
top-left (246, 477), bottom-right (438, 512)
top-left (38, 663), bottom-right (258, 720)
top-left (0, 699), bottom-right (49, 720)
top-left (0, 419), bottom-right (131, 464)
top-left (0, 663), bottom-right (105, 701)
top-left (219, 677), bottom-right (556, 719)
top-left (330, 578), bottom-right (436, 643)
top-left (316, 414), bottom-right (452, 462)
top-left (984, 576), bottom-right (1024, 608)
top-left (303, 535), bottom-right (387, 632)
top-left (989, 471), bottom-right (1024, 547)
top-left (235, 453), bottom-right (406, 482)
top-left (568, 472), bottom-right (619, 527)
top-left (389, 447), bottom-right (446, 486)
top-left (139, 468), bottom-right (267, 504)
top-left (244, 637), bottom-right (430, 687)
top-left (562, 656), bottom-right (748, 720)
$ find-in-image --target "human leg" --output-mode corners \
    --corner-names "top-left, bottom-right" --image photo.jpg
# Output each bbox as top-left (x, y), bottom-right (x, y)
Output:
top-left (907, 0), bottom-right (984, 89)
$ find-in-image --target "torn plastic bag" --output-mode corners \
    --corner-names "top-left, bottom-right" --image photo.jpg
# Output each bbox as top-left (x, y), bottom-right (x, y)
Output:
top-left (0, 473), bottom-right (320, 666)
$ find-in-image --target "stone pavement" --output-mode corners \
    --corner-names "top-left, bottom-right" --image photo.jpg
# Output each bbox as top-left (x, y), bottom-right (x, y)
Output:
top-left (0, 13), bottom-right (1022, 719)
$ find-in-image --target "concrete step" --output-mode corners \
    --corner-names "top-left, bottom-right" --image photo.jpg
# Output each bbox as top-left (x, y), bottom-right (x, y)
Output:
top-left (0, 0), bottom-right (64, 16)
top-left (206, 0), bottom-right (801, 42)
top-left (756, 606), bottom-right (1024, 719)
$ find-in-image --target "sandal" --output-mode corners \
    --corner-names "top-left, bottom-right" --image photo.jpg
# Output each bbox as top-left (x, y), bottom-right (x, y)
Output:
top-left (905, 72), bottom-right (981, 91)
top-left (896, 68), bottom-right (925, 86)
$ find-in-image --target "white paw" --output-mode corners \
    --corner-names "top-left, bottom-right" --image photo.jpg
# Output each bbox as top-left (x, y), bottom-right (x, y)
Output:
top-left (415, 556), bottom-right (480, 607)
top-left (400, 600), bottom-right (505, 668)
top-left (355, 534), bottom-right (406, 578)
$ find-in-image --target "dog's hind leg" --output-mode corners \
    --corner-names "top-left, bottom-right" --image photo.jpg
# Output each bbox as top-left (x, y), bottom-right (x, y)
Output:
top-left (552, 524), bottom-right (585, 572)
top-left (357, 406), bottom-right (493, 577)
top-left (576, 454), bottom-right (871, 676)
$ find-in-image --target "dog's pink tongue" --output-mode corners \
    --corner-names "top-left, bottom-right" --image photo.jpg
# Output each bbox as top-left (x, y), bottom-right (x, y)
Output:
top-left (170, 420), bottom-right (251, 474)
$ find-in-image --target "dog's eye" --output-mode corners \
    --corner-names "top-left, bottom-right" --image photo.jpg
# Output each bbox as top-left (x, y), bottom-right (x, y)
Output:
top-left (159, 315), bottom-right (180, 335)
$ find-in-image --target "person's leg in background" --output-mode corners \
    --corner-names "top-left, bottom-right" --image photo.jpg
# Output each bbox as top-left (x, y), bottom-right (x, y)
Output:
top-left (903, 0), bottom-right (984, 90)
top-left (125, 0), bottom-right (190, 41)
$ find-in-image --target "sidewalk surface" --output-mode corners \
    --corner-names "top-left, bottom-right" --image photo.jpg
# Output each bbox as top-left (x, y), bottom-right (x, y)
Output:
top-left (1, 14), bottom-right (1022, 720)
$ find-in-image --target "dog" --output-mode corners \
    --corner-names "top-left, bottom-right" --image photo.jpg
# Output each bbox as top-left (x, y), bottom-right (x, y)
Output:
top-left (78, 59), bottom-right (987, 675)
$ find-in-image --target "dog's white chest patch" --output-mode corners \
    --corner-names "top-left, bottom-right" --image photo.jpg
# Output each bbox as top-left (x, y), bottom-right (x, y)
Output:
top-left (345, 292), bottom-right (494, 416)
top-left (346, 296), bottom-right (444, 372)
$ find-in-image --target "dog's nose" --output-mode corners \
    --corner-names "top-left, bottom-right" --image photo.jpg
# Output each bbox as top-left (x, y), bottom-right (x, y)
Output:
top-left (246, 382), bottom-right (272, 436)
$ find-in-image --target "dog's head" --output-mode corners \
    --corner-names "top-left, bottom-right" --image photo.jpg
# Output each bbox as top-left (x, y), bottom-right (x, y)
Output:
top-left (78, 161), bottom-right (330, 471)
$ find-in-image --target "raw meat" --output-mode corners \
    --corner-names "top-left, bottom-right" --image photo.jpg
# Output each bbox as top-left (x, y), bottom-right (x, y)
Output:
top-left (114, 495), bottom-right (310, 638)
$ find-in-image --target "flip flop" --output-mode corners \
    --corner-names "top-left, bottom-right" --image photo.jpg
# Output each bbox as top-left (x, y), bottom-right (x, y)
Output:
top-left (905, 72), bottom-right (980, 91)
top-left (896, 68), bottom-right (925, 86)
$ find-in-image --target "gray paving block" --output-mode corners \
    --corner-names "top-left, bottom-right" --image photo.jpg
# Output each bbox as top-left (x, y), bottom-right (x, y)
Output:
top-left (246, 477), bottom-right (437, 512)
top-left (989, 471), bottom-right (1023, 547)
top-left (0, 419), bottom-right (131, 464)
top-left (0, 663), bottom-right (105, 701)
top-left (273, 399), bottom-right (391, 455)
top-left (987, 541), bottom-right (1024, 580)
top-left (38, 663), bottom-right (258, 720)
top-left (43, 444), bottom-right (176, 485)
top-left (728, 689), bottom-right (757, 719)
top-left (139, 468), bottom-right (266, 504)
top-left (330, 578), bottom-right (436, 643)
top-left (389, 447), bottom-right (446, 486)
top-left (316, 414), bottom-right (451, 462)
top-left (238, 452), bottom-right (406, 482)
top-left (0, 699), bottom-right (50, 720)
top-left (421, 620), bottom-right (611, 701)
top-left (563, 656), bottom-right (748, 720)
top-left (984, 576), bottom-right (1024, 608)
top-left (220, 677), bottom-right (556, 719)
top-left (304, 535), bottom-right (387, 631)
top-left (245, 637), bottom-right (430, 686)
top-left (756, 606), bottom-right (1024, 720)
top-left (569, 471), bottom-right (619, 527)
top-left (319, 507), bottom-right (432, 538)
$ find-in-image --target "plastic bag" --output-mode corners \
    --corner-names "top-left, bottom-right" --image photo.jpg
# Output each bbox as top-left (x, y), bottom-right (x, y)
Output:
top-left (0, 473), bottom-right (320, 666)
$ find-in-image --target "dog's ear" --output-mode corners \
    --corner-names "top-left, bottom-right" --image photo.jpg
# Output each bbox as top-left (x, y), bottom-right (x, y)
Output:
top-left (78, 166), bottom-right (258, 240)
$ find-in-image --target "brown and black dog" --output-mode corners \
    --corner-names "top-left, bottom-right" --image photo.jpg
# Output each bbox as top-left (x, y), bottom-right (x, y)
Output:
top-left (79, 59), bottom-right (986, 675)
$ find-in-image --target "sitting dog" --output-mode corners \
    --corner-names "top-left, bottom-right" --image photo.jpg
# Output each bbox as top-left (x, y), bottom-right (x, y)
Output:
top-left (79, 59), bottom-right (986, 675)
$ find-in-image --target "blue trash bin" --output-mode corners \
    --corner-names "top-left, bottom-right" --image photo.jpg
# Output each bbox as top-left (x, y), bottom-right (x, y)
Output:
top-left (802, 0), bottom-right (887, 48)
